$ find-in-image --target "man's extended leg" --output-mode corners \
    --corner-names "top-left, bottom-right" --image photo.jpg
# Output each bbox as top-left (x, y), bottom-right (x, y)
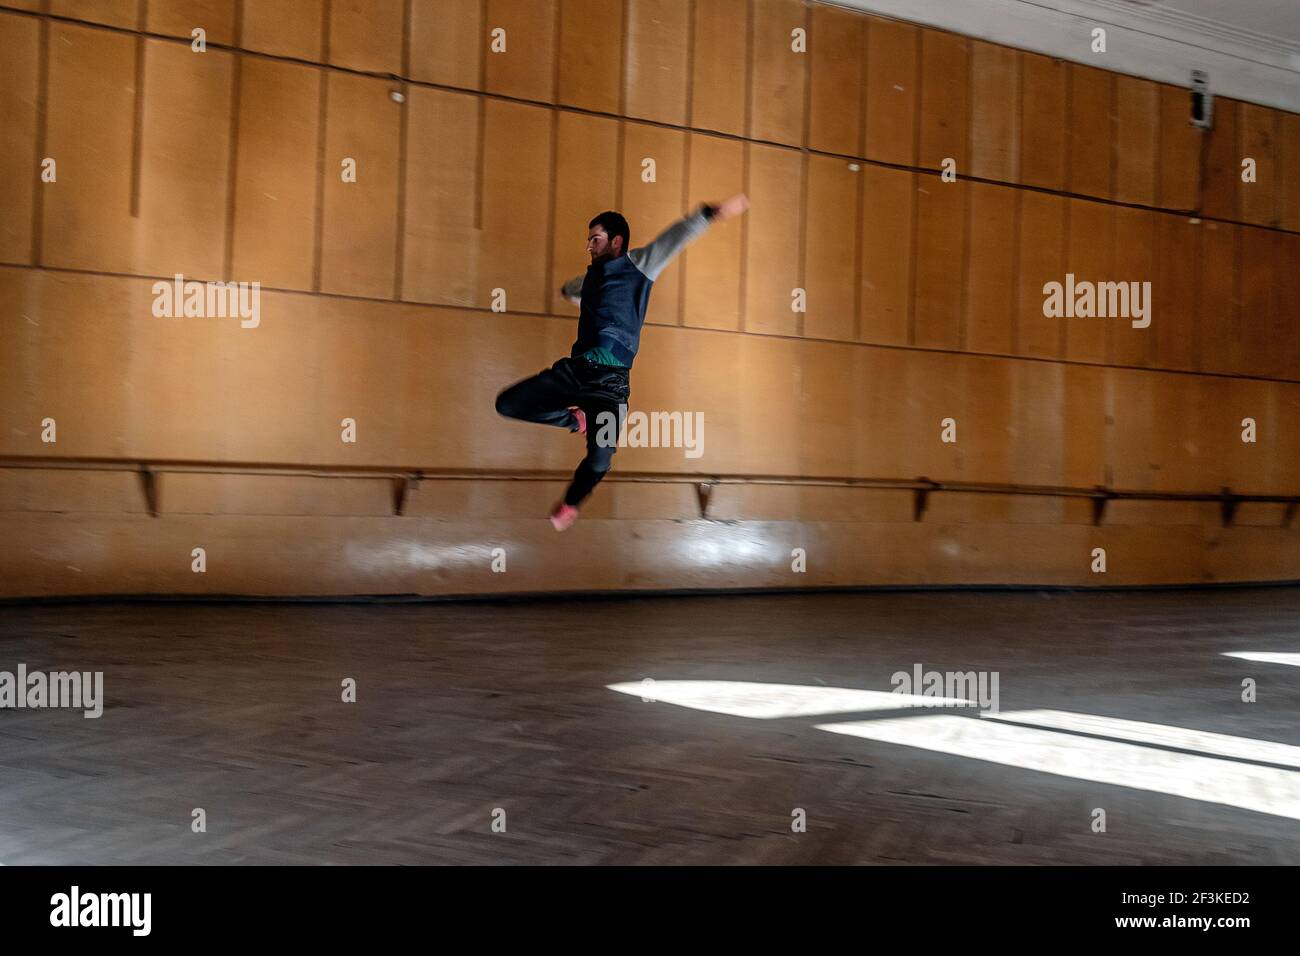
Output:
top-left (550, 361), bottom-right (630, 529)
top-left (563, 397), bottom-right (627, 507)
top-left (494, 359), bottom-right (585, 432)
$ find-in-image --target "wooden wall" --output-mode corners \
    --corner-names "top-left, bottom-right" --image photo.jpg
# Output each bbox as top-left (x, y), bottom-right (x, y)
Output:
top-left (1, 0), bottom-right (1297, 597)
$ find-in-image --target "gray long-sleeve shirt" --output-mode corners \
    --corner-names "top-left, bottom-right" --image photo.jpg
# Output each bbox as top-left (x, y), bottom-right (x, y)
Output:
top-left (562, 208), bottom-right (712, 367)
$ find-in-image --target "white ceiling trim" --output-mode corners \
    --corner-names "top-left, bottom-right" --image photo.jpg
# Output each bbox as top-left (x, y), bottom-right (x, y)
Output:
top-left (829, 0), bottom-right (1300, 113)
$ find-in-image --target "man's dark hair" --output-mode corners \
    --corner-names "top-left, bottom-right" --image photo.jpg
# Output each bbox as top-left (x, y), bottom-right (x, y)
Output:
top-left (589, 211), bottom-right (630, 253)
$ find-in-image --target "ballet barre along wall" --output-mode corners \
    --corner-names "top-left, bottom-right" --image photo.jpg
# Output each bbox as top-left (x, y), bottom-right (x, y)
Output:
top-left (0, 0), bottom-right (1298, 597)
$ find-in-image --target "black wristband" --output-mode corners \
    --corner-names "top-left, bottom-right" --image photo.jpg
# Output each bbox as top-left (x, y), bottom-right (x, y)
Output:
top-left (701, 203), bottom-right (718, 221)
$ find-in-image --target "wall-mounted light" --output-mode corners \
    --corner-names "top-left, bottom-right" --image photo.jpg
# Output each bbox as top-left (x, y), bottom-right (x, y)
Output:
top-left (1190, 69), bottom-right (1213, 129)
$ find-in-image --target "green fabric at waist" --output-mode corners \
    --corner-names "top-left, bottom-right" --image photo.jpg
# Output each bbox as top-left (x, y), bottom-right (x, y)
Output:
top-left (579, 347), bottom-right (628, 368)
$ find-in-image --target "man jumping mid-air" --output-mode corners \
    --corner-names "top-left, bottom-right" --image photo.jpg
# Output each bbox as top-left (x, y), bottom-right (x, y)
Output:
top-left (495, 194), bottom-right (750, 530)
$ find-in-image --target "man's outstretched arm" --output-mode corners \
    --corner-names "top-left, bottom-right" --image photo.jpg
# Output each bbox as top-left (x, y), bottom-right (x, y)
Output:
top-left (628, 193), bottom-right (750, 281)
top-left (560, 274), bottom-right (584, 306)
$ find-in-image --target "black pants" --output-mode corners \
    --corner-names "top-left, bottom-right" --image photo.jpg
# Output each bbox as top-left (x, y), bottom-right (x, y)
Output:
top-left (495, 356), bottom-right (630, 507)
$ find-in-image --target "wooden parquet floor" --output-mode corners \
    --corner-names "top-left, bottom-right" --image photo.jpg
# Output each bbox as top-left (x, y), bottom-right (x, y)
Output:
top-left (1, 588), bottom-right (1297, 864)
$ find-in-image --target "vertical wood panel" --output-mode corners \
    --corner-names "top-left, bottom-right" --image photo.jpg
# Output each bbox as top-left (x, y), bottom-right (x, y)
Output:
top-left (1104, 368), bottom-right (1154, 491)
top-left (909, 349), bottom-right (968, 481)
top-left (232, 57), bottom-right (321, 291)
top-left (743, 143), bottom-right (802, 337)
top-left (557, 0), bottom-right (624, 113)
top-left (484, 0), bottom-right (557, 103)
top-left (1015, 192), bottom-right (1064, 359)
top-left (689, 0), bottom-right (748, 137)
top-left (1201, 98), bottom-right (1238, 220)
top-left (0, 252), bottom-right (33, 449)
top-left (1065, 63), bottom-right (1111, 199)
top-left (858, 165), bottom-right (913, 346)
top-left (964, 181), bottom-right (1016, 355)
top-left (855, 349), bottom-right (912, 478)
top-left (137, 40), bottom-right (233, 279)
top-left (1277, 233), bottom-right (1300, 379)
top-left (1063, 198), bottom-right (1110, 364)
top-left (1213, 376), bottom-right (1276, 494)
top-left (0, 271), bottom-right (135, 458)
top-left (814, 343), bottom-right (892, 483)
top-left (329, 0), bottom-right (404, 74)
top-left (410, 0), bottom-right (484, 89)
top-left (0, 12), bottom-right (39, 265)
top-left (958, 354), bottom-right (1011, 495)
top-left (863, 16), bottom-right (917, 166)
top-left (1239, 226), bottom-right (1280, 378)
top-left (1156, 82), bottom-right (1201, 210)
top-left (803, 155), bottom-right (859, 342)
top-left (401, 87), bottom-right (481, 306)
top-left (1109, 206), bottom-right (1155, 368)
top-left (621, 122), bottom-right (688, 326)
top-left (1197, 221), bottom-right (1238, 375)
top-left (969, 40), bottom-right (1019, 183)
top-left (192, 291), bottom-right (321, 463)
top-left (311, 298), bottom-right (407, 464)
top-left (1164, 376), bottom-right (1218, 493)
top-left (1150, 214), bottom-right (1199, 372)
top-left (1113, 76), bottom-right (1157, 206)
top-left (1283, 112), bottom-right (1300, 232)
top-left (912, 178), bottom-right (966, 349)
top-left (624, 0), bottom-right (690, 126)
top-left (1238, 103), bottom-right (1280, 227)
top-left (682, 133), bottom-right (744, 331)
top-left (917, 29), bottom-right (969, 172)
top-left (550, 111), bottom-right (620, 314)
top-left (319, 72), bottom-right (402, 298)
top-left (1120, 373), bottom-right (1203, 493)
top-left (795, 336), bottom-right (853, 477)
top-left (808, 4), bottom-right (864, 156)
top-left (1062, 364), bottom-right (1107, 486)
top-left (1020, 53), bottom-right (1066, 191)
top-left (41, 23), bottom-right (137, 273)
top-left (242, 0), bottom-right (325, 61)
top-left (1009, 360), bottom-right (1066, 489)
top-left (479, 99), bottom-right (553, 312)
top-left (748, 0), bottom-right (806, 146)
